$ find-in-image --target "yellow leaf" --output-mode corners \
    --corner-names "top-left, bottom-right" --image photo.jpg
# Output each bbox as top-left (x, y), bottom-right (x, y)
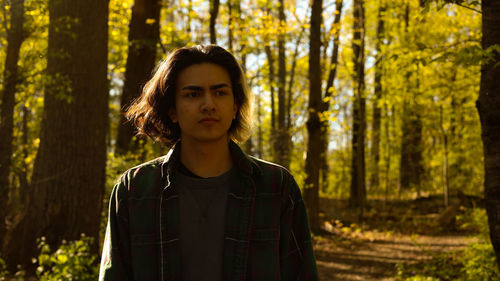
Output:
top-left (57, 254), bottom-right (68, 263)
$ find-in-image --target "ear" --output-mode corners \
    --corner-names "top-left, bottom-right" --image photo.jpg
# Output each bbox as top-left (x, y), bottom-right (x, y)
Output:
top-left (168, 107), bottom-right (178, 123)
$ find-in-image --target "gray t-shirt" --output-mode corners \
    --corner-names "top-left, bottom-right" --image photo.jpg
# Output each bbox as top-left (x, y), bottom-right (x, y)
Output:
top-left (175, 166), bottom-right (234, 281)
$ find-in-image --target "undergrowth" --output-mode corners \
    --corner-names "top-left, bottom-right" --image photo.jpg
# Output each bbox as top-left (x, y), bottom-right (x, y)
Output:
top-left (396, 208), bottom-right (500, 281)
top-left (35, 235), bottom-right (98, 281)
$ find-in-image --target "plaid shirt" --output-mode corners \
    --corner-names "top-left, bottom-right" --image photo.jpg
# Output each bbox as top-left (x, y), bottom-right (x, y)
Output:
top-left (99, 141), bottom-right (318, 281)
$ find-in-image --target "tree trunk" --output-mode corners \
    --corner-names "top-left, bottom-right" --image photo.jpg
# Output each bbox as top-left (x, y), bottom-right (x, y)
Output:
top-left (304, 0), bottom-right (322, 234)
top-left (265, 44), bottom-right (277, 147)
top-left (286, 27), bottom-right (305, 131)
top-left (227, 0), bottom-right (233, 52)
top-left (440, 105), bottom-right (449, 207)
top-left (384, 104), bottom-right (392, 204)
top-left (320, 0), bottom-right (343, 193)
top-left (370, 0), bottom-right (385, 191)
top-left (477, 0), bottom-right (500, 269)
top-left (0, 0), bottom-right (25, 242)
top-left (209, 0), bottom-right (220, 44)
top-left (115, 0), bottom-right (160, 154)
top-left (18, 105), bottom-right (30, 204)
top-left (399, 3), bottom-right (423, 197)
top-left (285, 20), bottom-right (306, 163)
top-left (257, 79), bottom-right (263, 158)
top-left (186, 0), bottom-right (193, 35)
top-left (399, 105), bottom-right (424, 195)
top-left (3, 0), bottom-right (109, 271)
top-left (275, 0), bottom-right (289, 168)
top-left (349, 0), bottom-right (366, 212)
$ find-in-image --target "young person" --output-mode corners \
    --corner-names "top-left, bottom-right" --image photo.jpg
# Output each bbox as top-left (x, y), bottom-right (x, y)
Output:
top-left (99, 45), bottom-right (318, 281)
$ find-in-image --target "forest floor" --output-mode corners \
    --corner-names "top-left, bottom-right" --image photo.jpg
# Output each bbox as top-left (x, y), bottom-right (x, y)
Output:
top-left (313, 196), bottom-right (480, 280)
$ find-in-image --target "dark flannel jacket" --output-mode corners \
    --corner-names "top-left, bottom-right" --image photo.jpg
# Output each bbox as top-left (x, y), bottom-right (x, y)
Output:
top-left (99, 141), bottom-right (318, 281)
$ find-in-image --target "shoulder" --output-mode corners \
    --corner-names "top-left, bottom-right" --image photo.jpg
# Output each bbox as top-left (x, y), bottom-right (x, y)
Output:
top-left (127, 156), bottom-right (165, 177)
top-left (246, 156), bottom-right (299, 196)
top-left (113, 155), bottom-right (167, 195)
top-left (248, 156), bottom-right (291, 178)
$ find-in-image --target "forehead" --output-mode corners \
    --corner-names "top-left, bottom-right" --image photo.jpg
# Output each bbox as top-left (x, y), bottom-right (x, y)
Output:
top-left (176, 63), bottom-right (232, 88)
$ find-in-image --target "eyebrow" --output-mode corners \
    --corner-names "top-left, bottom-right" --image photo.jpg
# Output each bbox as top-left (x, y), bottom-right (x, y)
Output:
top-left (181, 83), bottom-right (231, 91)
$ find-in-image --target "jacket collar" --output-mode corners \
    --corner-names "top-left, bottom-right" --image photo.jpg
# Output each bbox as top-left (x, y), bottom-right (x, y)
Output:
top-left (160, 140), bottom-right (261, 179)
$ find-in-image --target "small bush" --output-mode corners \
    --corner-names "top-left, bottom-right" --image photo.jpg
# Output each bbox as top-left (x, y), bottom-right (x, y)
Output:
top-left (0, 256), bottom-right (8, 280)
top-left (36, 235), bottom-right (99, 281)
top-left (457, 207), bottom-right (488, 235)
top-left (459, 242), bottom-right (499, 281)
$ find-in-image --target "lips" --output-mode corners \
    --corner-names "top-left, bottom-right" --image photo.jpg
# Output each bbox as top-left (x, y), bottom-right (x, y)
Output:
top-left (199, 117), bottom-right (219, 123)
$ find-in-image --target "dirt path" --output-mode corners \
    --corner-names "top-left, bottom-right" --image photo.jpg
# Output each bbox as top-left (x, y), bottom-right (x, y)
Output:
top-left (314, 231), bottom-right (475, 281)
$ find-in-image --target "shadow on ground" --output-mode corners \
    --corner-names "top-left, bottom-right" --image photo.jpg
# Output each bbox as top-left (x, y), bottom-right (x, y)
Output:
top-left (314, 197), bottom-right (478, 280)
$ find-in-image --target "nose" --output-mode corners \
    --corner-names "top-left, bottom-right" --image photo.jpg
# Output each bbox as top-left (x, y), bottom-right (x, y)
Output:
top-left (200, 92), bottom-right (216, 112)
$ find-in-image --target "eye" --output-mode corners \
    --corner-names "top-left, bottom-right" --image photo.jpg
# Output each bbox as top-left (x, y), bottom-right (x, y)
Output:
top-left (215, 90), bottom-right (227, 97)
top-left (184, 92), bottom-right (199, 98)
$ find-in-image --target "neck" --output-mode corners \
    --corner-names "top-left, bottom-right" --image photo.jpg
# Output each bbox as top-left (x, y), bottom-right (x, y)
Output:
top-left (179, 137), bottom-right (233, 178)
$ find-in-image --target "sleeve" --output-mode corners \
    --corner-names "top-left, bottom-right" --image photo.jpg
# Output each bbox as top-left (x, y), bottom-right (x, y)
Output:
top-left (279, 173), bottom-right (319, 281)
top-left (99, 177), bottom-right (133, 281)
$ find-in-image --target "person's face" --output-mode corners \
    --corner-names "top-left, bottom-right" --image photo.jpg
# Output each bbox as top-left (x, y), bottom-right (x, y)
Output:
top-left (169, 63), bottom-right (238, 144)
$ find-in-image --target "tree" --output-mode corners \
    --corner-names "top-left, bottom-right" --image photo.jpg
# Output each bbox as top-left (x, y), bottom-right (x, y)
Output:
top-left (304, 0), bottom-right (322, 233)
top-left (477, 0), bottom-right (500, 269)
top-left (320, 0), bottom-right (343, 193)
top-left (399, 2), bottom-right (424, 197)
top-left (370, 0), bottom-right (385, 191)
top-left (227, 0), bottom-right (234, 52)
top-left (275, 0), bottom-right (290, 168)
top-left (265, 42), bottom-right (277, 149)
top-left (2, 0), bottom-right (109, 270)
top-left (0, 0), bottom-right (26, 243)
top-left (349, 0), bottom-right (367, 211)
top-left (209, 0), bottom-right (220, 44)
top-left (115, 0), bottom-right (161, 154)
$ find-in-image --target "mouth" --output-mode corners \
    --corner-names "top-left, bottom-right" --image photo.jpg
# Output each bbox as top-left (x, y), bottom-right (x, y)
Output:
top-left (199, 117), bottom-right (219, 124)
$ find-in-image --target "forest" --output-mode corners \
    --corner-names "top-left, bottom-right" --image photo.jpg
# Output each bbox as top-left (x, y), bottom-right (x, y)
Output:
top-left (0, 0), bottom-right (499, 279)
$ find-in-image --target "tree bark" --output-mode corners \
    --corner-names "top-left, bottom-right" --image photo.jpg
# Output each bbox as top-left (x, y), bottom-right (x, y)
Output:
top-left (265, 44), bottom-right (277, 140)
top-left (304, 0), bottom-right (322, 233)
top-left (320, 0), bottom-right (343, 193)
top-left (18, 105), bottom-right (30, 203)
top-left (399, 2), bottom-right (423, 196)
top-left (439, 105), bottom-right (449, 207)
top-left (477, 0), bottom-right (500, 269)
top-left (285, 17), bottom-right (306, 162)
top-left (209, 0), bottom-right (220, 44)
top-left (3, 0), bottom-right (109, 270)
top-left (370, 0), bottom-right (385, 191)
top-left (399, 105), bottom-right (424, 194)
top-left (0, 0), bottom-right (25, 242)
top-left (227, 0), bottom-right (233, 52)
top-left (275, 0), bottom-right (289, 168)
top-left (115, 0), bottom-right (160, 154)
top-left (257, 79), bottom-right (263, 158)
top-left (349, 0), bottom-right (367, 212)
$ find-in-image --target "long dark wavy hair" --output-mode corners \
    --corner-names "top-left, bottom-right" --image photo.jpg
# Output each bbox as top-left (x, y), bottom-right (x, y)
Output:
top-left (125, 45), bottom-right (253, 147)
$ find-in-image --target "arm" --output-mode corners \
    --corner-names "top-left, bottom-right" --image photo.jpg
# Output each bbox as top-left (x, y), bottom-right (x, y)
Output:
top-left (279, 175), bottom-right (319, 281)
top-left (99, 177), bottom-right (133, 281)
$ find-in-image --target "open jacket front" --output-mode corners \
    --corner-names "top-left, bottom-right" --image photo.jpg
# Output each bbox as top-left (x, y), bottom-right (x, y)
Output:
top-left (99, 141), bottom-right (318, 281)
